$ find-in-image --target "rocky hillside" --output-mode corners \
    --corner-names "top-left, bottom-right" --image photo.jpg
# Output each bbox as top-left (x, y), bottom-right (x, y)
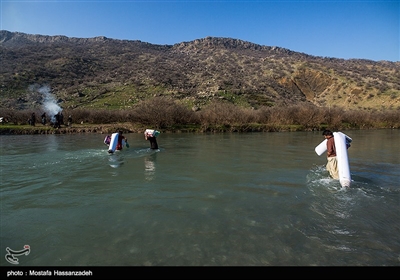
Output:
top-left (1, 30), bottom-right (399, 111)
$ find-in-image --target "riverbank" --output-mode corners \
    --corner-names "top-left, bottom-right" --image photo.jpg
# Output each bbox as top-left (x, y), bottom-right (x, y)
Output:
top-left (2, 122), bottom-right (398, 135)
top-left (0, 123), bottom-right (142, 135)
top-left (0, 122), bottom-right (321, 135)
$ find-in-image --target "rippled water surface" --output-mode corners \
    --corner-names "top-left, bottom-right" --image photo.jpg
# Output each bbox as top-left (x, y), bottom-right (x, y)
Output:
top-left (1, 130), bottom-right (399, 266)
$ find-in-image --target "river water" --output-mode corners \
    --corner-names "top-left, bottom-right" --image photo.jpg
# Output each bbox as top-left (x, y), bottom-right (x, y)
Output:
top-left (1, 129), bottom-right (399, 266)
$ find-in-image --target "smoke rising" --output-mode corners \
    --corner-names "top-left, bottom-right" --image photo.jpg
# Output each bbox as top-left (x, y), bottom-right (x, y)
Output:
top-left (37, 85), bottom-right (62, 120)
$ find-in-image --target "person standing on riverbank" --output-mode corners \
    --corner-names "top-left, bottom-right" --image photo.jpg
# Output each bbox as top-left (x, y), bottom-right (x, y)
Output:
top-left (67, 115), bottom-right (72, 126)
top-left (41, 112), bottom-right (47, 125)
top-left (29, 112), bottom-right (36, 126)
top-left (60, 112), bottom-right (64, 126)
top-left (53, 112), bottom-right (61, 128)
top-left (322, 129), bottom-right (339, 179)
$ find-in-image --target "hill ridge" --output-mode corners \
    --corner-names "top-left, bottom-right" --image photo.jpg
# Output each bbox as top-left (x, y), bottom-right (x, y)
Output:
top-left (0, 30), bottom-right (399, 111)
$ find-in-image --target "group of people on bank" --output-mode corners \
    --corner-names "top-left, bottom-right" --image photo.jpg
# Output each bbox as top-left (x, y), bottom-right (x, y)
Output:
top-left (28, 112), bottom-right (72, 128)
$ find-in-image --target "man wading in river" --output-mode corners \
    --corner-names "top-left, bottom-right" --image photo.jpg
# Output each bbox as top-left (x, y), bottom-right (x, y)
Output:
top-left (322, 130), bottom-right (339, 179)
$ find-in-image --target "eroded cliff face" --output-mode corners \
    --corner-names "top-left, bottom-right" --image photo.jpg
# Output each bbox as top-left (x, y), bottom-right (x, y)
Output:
top-left (277, 68), bottom-right (399, 110)
top-left (292, 69), bottom-right (334, 101)
top-left (278, 69), bottom-right (337, 107)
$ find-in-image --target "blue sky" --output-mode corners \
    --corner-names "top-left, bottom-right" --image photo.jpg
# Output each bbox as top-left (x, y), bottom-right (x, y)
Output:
top-left (1, 0), bottom-right (398, 61)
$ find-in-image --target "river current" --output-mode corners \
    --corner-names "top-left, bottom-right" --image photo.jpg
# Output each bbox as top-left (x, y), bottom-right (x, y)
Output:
top-left (1, 129), bottom-right (399, 266)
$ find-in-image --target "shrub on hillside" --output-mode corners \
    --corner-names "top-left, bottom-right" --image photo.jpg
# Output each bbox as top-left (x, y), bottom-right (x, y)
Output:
top-left (131, 96), bottom-right (198, 128)
top-left (1, 102), bottom-right (399, 130)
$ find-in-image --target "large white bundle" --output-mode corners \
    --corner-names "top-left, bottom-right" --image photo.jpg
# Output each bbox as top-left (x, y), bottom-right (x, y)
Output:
top-left (315, 132), bottom-right (352, 187)
top-left (145, 129), bottom-right (160, 137)
top-left (108, 132), bottom-right (119, 153)
top-left (334, 132), bottom-right (351, 187)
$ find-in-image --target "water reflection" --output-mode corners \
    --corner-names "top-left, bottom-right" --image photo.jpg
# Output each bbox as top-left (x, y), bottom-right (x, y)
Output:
top-left (46, 134), bottom-right (59, 152)
top-left (108, 152), bottom-right (124, 169)
top-left (144, 153), bottom-right (157, 181)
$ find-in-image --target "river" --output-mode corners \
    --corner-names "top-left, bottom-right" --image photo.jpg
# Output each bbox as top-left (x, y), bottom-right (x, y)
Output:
top-left (1, 129), bottom-right (399, 266)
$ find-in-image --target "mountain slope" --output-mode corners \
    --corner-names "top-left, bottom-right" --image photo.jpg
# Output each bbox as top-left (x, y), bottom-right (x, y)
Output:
top-left (1, 30), bottom-right (399, 111)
